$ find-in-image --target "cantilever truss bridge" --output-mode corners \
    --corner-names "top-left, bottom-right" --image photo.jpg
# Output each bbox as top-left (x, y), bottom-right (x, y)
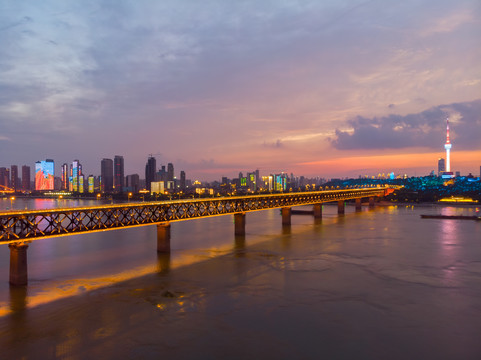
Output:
top-left (0, 188), bottom-right (391, 243)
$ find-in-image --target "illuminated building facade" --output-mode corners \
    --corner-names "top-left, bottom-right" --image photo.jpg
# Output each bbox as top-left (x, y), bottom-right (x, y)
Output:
top-left (72, 159), bottom-right (80, 192)
top-left (61, 163), bottom-right (69, 190)
top-left (88, 175), bottom-right (95, 193)
top-left (35, 159), bottom-right (54, 190)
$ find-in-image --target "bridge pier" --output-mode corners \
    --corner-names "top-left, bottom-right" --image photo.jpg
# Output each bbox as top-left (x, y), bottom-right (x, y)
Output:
top-left (282, 207), bottom-right (291, 226)
top-left (9, 242), bottom-right (29, 286)
top-left (369, 197), bottom-right (375, 207)
top-left (355, 198), bottom-right (362, 211)
top-left (337, 201), bottom-right (345, 214)
top-left (157, 222), bottom-right (171, 253)
top-left (313, 204), bottom-right (322, 219)
top-left (234, 213), bottom-right (246, 236)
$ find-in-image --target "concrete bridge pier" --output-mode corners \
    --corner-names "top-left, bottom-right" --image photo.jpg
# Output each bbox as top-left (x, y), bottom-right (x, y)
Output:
top-left (9, 242), bottom-right (29, 286)
top-left (355, 198), bottom-right (362, 211)
top-left (234, 213), bottom-right (246, 236)
top-left (282, 207), bottom-right (291, 226)
top-left (313, 204), bottom-right (322, 219)
top-left (157, 222), bottom-right (171, 253)
top-left (337, 201), bottom-right (345, 214)
top-left (369, 197), bottom-right (375, 207)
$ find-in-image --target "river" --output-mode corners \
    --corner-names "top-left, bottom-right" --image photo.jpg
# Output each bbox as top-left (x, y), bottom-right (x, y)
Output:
top-left (0, 198), bottom-right (480, 359)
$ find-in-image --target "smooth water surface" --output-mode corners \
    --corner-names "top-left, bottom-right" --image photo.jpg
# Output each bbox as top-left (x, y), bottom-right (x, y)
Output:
top-left (0, 199), bottom-right (480, 359)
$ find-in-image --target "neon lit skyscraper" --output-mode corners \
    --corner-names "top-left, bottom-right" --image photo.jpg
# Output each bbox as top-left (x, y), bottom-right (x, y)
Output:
top-left (444, 118), bottom-right (452, 172)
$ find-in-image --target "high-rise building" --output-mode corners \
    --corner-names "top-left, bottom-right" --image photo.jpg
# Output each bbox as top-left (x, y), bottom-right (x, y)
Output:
top-left (167, 163), bottom-right (174, 182)
top-left (88, 175), bottom-right (95, 193)
top-left (35, 159), bottom-right (54, 190)
top-left (114, 155), bottom-right (124, 193)
top-left (101, 158), bottom-right (114, 193)
top-left (145, 156), bottom-right (156, 191)
top-left (180, 171), bottom-right (186, 190)
top-left (72, 159), bottom-right (80, 192)
top-left (444, 118), bottom-right (452, 173)
top-left (10, 165), bottom-right (18, 191)
top-left (438, 158), bottom-right (445, 176)
top-left (0, 167), bottom-right (8, 188)
top-left (61, 163), bottom-right (69, 190)
top-left (22, 165), bottom-right (30, 190)
top-left (126, 174), bottom-right (140, 193)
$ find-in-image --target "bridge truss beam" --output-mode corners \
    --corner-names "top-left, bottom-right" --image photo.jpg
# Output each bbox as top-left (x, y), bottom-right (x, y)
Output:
top-left (0, 188), bottom-right (389, 244)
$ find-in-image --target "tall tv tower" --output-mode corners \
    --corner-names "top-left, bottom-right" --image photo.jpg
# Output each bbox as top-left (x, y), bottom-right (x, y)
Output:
top-left (444, 118), bottom-right (452, 172)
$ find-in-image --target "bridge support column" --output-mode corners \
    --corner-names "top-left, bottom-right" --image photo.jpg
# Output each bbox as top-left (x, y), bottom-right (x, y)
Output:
top-left (234, 213), bottom-right (246, 236)
top-left (355, 198), bottom-right (362, 211)
top-left (313, 204), bottom-right (322, 219)
top-left (369, 197), bottom-right (375, 207)
top-left (338, 201), bottom-right (345, 214)
top-left (282, 207), bottom-right (291, 226)
top-left (9, 243), bottom-right (29, 286)
top-left (157, 222), bottom-right (171, 253)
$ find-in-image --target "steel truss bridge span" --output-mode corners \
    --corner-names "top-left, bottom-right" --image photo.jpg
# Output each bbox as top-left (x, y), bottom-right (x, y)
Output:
top-left (0, 187), bottom-right (390, 243)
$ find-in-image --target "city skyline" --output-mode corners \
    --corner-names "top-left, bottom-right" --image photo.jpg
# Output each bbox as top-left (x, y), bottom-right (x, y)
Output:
top-left (1, 1), bottom-right (480, 180)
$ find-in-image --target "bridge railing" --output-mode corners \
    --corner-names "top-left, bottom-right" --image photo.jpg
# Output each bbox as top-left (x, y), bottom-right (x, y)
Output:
top-left (0, 188), bottom-right (389, 243)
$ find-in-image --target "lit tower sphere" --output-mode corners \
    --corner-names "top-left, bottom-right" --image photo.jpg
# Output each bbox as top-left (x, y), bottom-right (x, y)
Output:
top-left (444, 118), bottom-right (452, 172)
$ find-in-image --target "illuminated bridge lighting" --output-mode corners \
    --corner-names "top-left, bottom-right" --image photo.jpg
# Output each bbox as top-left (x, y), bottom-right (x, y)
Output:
top-left (0, 188), bottom-right (394, 243)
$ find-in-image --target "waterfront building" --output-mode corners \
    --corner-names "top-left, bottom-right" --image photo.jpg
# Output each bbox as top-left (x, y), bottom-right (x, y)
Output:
top-left (22, 165), bottom-right (30, 190)
top-left (61, 163), bottom-right (68, 190)
top-left (10, 165), bottom-right (18, 191)
top-left (126, 174), bottom-right (140, 193)
top-left (114, 155), bottom-right (124, 193)
top-left (101, 158), bottom-right (114, 193)
top-left (180, 171), bottom-right (186, 190)
top-left (145, 156), bottom-right (156, 191)
top-left (35, 159), bottom-right (54, 191)
top-left (167, 163), bottom-right (174, 182)
top-left (0, 168), bottom-right (9, 188)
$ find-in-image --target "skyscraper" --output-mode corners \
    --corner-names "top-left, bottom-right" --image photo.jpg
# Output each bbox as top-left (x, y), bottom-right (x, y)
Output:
top-left (180, 170), bottom-right (186, 190)
top-left (10, 165), bottom-right (18, 191)
top-left (438, 158), bottom-right (445, 176)
top-left (72, 159), bottom-right (80, 192)
top-left (101, 158), bottom-right (114, 193)
top-left (145, 156), bottom-right (156, 191)
top-left (35, 159), bottom-right (54, 190)
top-left (61, 163), bottom-right (69, 190)
top-left (22, 165), bottom-right (30, 190)
top-left (444, 118), bottom-right (452, 173)
top-left (0, 168), bottom-right (8, 188)
top-left (167, 163), bottom-right (174, 182)
top-left (114, 155), bottom-right (124, 193)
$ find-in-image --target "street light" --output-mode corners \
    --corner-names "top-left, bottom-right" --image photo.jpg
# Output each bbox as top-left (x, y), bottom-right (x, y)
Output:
top-left (128, 192), bottom-right (132, 202)
top-left (10, 196), bottom-right (15, 209)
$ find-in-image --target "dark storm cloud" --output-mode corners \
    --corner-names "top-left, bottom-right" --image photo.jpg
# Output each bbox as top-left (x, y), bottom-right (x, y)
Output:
top-left (331, 99), bottom-right (481, 150)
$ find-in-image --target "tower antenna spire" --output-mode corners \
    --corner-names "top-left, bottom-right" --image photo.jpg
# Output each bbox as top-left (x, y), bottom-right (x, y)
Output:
top-left (444, 117), bottom-right (452, 173)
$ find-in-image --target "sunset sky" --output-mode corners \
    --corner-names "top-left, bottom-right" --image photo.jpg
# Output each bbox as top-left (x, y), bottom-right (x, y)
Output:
top-left (1, 0), bottom-right (480, 180)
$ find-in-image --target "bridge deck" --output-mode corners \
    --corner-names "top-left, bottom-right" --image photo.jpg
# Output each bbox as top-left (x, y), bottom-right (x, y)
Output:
top-left (0, 188), bottom-right (389, 243)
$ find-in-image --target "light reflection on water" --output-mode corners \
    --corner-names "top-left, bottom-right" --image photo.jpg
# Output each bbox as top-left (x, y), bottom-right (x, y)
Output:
top-left (1, 200), bottom-right (481, 358)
